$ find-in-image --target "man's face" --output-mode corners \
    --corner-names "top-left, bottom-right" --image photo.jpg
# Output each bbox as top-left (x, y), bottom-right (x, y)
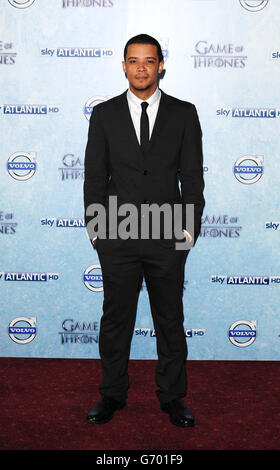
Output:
top-left (122, 43), bottom-right (164, 92)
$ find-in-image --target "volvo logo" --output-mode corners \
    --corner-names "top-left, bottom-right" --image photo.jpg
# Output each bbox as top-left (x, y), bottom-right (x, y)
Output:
top-left (8, 0), bottom-right (35, 8)
top-left (84, 96), bottom-right (109, 121)
top-left (239, 0), bottom-right (269, 11)
top-left (7, 152), bottom-right (37, 181)
top-left (228, 320), bottom-right (257, 348)
top-left (233, 155), bottom-right (263, 184)
top-left (83, 264), bottom-right (103, 292)
top-left (8, 317), bottom-right (37, 344)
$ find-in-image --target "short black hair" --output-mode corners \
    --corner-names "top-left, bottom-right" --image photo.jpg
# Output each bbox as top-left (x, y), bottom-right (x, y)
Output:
top-left (124, 34), bottom-right (164, 63)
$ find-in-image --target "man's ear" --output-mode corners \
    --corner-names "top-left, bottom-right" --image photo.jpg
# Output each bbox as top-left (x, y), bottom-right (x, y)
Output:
top-left (158, 60), bottom-right (164, 74)
top-left (122, 60), bottom-right (126, 73)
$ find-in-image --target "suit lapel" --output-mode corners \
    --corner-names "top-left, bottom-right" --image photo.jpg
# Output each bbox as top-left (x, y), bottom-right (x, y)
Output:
top-left (118, 91), bottom-right (143, 159)
top-left (149, 89), bottom-right (170, 148)
top-left (117, 88), bottom-right (170, 157)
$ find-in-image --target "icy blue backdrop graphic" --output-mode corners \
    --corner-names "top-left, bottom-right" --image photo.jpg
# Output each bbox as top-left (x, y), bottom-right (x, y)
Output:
top-left (1, 0), bottom-right (279, 360)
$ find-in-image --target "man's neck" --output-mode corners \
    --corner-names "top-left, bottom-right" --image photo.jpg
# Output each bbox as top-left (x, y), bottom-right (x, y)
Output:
top-left (128, 83), bottom-right (158, 101)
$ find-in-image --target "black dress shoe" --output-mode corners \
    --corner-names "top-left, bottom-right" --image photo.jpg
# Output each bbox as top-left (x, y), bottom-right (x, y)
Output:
top-left (87, 396), bottom-right (126, 424)
top-left (160, 399), bottom-right (195, 427)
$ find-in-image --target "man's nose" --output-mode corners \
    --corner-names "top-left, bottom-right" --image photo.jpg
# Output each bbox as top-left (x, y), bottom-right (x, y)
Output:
top-left (137, 62), bottom-right (147, 71)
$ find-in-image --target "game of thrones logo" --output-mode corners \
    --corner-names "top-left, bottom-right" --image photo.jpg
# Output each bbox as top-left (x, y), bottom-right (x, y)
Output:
top-left (59, 154), bottom-right (84, 181)
top-left (200, 215), bottom-right (242, 238)
top-left (62, 0), bottom-right (114, 7)
top-left (59, 319), bottom-right (99, 345)
top-left (192, 41), bottom-right (247, 68)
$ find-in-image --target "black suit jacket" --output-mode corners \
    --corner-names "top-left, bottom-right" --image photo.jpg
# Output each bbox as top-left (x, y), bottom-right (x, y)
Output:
top-left (84, 89), bottom-right (205, 246)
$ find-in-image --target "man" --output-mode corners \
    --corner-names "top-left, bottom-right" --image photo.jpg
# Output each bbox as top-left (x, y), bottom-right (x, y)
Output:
top-left (84, 34), bottom-right (205, 428)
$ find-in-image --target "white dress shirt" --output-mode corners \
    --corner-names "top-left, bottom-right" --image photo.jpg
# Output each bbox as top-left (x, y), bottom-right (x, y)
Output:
top-left (92, 87), bottom-right (192, 243)
top-left (126, 86), bottom-right (161, 142)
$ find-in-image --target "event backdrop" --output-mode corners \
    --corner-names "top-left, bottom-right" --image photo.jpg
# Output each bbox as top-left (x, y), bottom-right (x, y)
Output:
top-left (1, 0), bottom-right (279, 360)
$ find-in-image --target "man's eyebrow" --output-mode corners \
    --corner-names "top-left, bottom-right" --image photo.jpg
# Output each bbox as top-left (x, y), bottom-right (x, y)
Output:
top-left (127, 56), bottom-right (157, 60)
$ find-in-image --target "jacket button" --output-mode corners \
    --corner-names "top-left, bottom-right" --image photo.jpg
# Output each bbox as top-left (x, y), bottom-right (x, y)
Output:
top-left (143, 170), bottom-right (148, 175)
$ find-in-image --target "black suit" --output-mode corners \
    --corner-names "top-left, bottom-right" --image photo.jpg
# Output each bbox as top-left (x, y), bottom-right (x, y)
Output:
top-left (84, 89), bottom-right (205, 405)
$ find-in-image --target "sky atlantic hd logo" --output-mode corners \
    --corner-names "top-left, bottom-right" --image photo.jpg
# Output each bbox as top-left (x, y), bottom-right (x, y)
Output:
top-left (0, 272), bottom-right (59, 281)
top-left (7, 152), bottom-right (37, 181)
top-left (191, 41), bottom-right (247, 69)
top-left (271, 51), bottom-right (280, 60)
top-left (233, 156), bottom-right (263, 184)
top-left (265, 221), bottom-right (280, 232)
top-left (135, 328), bottom-right (205, 339)
top-left (217, 107), bottom-right (279, 118)
top-left (200, 214), bottom-right (242, 239)
top-left (40, 217), bottom-right (85, 228)
top-left (0, 105), bottom-right (59, 115)
top-left (40, 47), bottom-right (113, 58)
top-left (0, 40), bottom-right (17, 65)
top-left (211, 275), bottom-right (280, 285)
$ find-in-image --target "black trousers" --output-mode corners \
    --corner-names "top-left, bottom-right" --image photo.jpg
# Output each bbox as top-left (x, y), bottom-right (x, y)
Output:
top-left (95, 237), bottom-right (189, 405)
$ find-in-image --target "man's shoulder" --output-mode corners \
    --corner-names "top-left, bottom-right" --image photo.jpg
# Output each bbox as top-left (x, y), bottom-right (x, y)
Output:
top-left (92, 89), bottom-right (197, 119)
top-left (161, 90), bottom-right (195, 111)
top-left (93, 91), bottom-right (126, 114)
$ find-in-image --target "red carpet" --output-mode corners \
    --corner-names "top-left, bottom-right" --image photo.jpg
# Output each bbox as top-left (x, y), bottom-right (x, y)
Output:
top-left (0, 358), bottom-right (279, 451)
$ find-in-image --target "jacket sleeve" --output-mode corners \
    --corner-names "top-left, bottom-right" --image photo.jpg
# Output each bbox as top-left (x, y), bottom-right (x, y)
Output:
top-left (83, 105), bottom-right (110, 242)
top-left (178, 104), bottom-right (205, 246)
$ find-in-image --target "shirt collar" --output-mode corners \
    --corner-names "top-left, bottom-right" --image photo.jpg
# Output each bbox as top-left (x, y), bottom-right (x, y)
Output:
top-left (127, 87), bottom-right (161, 109)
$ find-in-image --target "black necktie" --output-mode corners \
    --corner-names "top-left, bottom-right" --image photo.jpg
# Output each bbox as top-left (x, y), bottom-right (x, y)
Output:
top-left (140, 101), bottom-right (149, 152)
